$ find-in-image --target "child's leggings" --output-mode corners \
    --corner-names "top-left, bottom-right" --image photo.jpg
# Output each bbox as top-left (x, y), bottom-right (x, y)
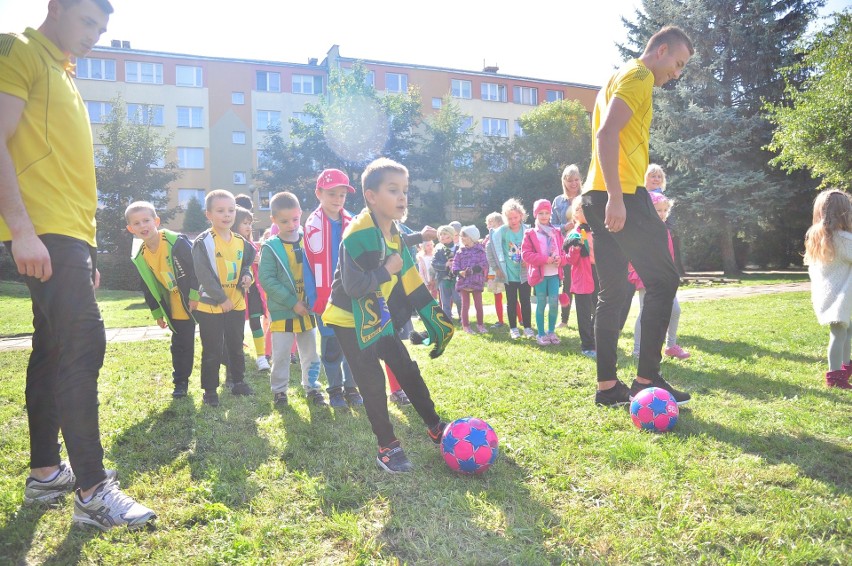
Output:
top-left (534, 275), bottom-right (560, 336)
top-left (246, 284), bottom-right (266, 357)
top-left (634, 290), bottom-right (681, 353)
top-left (827, 321), bottom-right (852, 371)
top-left (493, 292), bottom-right (504, 324)
top-left (460, 290), bottom-right (484, 328)
top-left (504, 281), bottom-right (531, 330)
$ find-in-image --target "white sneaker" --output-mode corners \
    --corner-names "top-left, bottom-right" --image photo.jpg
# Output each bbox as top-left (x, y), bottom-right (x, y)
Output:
top-left (73, 477), bottom-right (156, 531)
top-left (523, 328), bottom-right (536, 339)
top-left (255, 356), bottom-right (271, 371)
top-left (509, 328), bottom-right (521, 340)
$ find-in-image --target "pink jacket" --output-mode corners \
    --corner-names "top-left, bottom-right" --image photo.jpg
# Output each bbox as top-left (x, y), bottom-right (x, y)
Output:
top-left (566, 228), bottom-right (596, 294)
top-left (628, 230), bottom-right (675, 290)
top-left (521, 225), bottom-right (567, 287)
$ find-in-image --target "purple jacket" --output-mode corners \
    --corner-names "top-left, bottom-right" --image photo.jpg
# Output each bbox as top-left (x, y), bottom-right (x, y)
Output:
top-left (452, 243), bottom-right (489, 291)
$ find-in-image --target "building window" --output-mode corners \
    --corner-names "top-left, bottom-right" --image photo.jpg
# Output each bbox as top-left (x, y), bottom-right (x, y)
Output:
top-left (150, 155), bottom-right (165, 169)
top-left (177, 106), bottom-right (203, 128)
top-left (127, 103), bottom-right (164, 126)
top-left (292, 74), bottom-right (323, 95)
top-left (365, 70), bottom-right (375, 88)
top-left (432, 97), bottom-right (442, 109)
top-left (76, 57), bottom-right (115, 80)
top-left (482, 117), bottom-right (508, 137)
top-left (86, 101), bottom-right (113, 123)
top-left (177, 147), bottom-right (204, 169)
top-left (292, 112), bottom-right (316, 126)
top-left (258, 190), bottom-right (275, 210)
top-left (257, 110), bottom-right (281, 131)
top-left (233, 171), bottom-right (247, 185)
top-left (256, 71), bottom-right (281, 92)
top-left (546, 89), bottom-right (564, 102)
top-left (458, 116), bottom-right (473, 134)
top-left (481, 83), bottom-right (507, 102)
top-left (176, 65), bottom-right (203, 87)
top-left (513, 86), bottom-right (538, 105)
top-left (125, 61), bottom-right (163, 84)
top-left (232, 131), bottom-right (246, 144)
top-left (178, 189), bottom-right (206, 208)
top-left (232, 92), bottom-right (245, 105)
top-left (257, 150), bottom-right (274, 171)
top-left (451, 79), bottom-right (472, 99)
top-left (514, 120), bottom-right (524, 137)
top-left (386, 72), bottom-right (408, 93)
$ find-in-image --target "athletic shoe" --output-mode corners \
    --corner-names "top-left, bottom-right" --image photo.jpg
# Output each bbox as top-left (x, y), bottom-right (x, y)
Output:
top-left (536, 335), bottom-right (550, 346)
top-left (171, 384), bottom-right (188, 398)
top-left (389, 390), bottom-right (411, 406)
top-left (202, 391), bottom-right (220, 407)
top-left (328, 389), bottom-right (347, 409)
top-left (557, 321), bottom-right (568, 328)
top-left (230, 381), bottom-right (254, 396)
top-left (582, 350), bottom-right (597, 359)
top-left (307, 389), bottom-right (327, 407)
top-left (491, 322), bottom-right (505, 329)
top-left (665, 345), bottom-right (691, 359)
top-left (273, 392), bottom-right (289, 406)
top-left (509, 328), bottom-right (521, 340)
top-left (594, 381), bottom-right (631, 407)
top-left (376, 442), bottom-right (413, 474)
top-left (256, 356), bottom-right (271, 371)
top-left (344, 387), bottom-right (364, 407)
top-left (427, 421), bottom-right (448, 444)
top-left (463, 326), bottom-right (475, 334)
top-left (477, 324), bottom-right (487, 333)
top-left (547, 332), bottom-right (561, 345)
top-left (24, 462), bottom-right (75, 505)
top-left (523, 328), bottom-right (536, 339)
top-left (73, 477), bottom-right (156, 531)
top-left (630, 377), bottom-right (691, 405)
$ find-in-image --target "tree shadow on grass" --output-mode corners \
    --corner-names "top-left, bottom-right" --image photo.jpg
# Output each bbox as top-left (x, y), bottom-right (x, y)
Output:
top-left (676, 333), bottom-right (818, 366)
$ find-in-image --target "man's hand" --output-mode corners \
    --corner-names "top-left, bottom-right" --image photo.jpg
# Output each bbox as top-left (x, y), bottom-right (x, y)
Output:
top-left (604, 197), bottom-right (626, 233)
top-left (12, 234), bottom-right (52, 282)
top-left (220, 299), bottom-right (234, 312)
top-left (420, 225), bottom-right (437, 241)
top-left (93, 268), bottom-right (101, 289)
top-left (384, 253), bottom-right (403, 275)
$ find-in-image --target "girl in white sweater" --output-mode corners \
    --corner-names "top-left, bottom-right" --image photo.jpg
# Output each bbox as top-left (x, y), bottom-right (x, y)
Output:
top-left (804, 189), bottom-right (852, 389)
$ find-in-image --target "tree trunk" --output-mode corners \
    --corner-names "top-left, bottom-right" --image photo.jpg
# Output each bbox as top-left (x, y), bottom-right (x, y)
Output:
top-left (719, 219), bottom-right (740, 276)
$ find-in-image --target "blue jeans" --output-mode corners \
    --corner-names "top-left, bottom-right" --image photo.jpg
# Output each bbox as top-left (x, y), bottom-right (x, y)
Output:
top-left (7, 235), bottom-right (107, 491)
top-left (317, 319), bottom-right (356, 392)
top-left (533, 275), bottom-right (560, 336)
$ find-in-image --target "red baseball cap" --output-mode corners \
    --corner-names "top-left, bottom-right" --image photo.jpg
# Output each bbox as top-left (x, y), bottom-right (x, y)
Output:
top-left (316, 168), bottom-right (356, 193)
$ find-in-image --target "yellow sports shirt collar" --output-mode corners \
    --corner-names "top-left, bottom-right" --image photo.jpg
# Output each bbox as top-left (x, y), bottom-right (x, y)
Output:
top-left (23, 27), bottom-right (75, 73)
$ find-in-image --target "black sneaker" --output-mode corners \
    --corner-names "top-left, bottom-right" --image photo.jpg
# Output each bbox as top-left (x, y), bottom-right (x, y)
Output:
top-left (231, 381), bottom-right (254, 396)
top-left (594, 381), bottom-right (631, 407)
top-left (307, 390), bottom-right (328, 406)
top-left (202, 391), bottom-right (220, 407)
top-left (273, 392), bottom-right (288, 406)
top-left (376, 442), bottom-right (413, 473)
top-left (630, 377), bottom-right (691, 405)
top-left (344, 387), bottom-right (364, 407)
top-left (427, 421), bottom-right (447, 444)
top-left (172, 384), bottom-right (188, 398)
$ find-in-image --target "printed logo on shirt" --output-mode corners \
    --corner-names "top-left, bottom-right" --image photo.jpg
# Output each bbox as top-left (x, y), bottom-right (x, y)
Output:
top-left (508, 241), bottom-right (522, 264)
top-left (225, 261), bottom-right (238, 282)
top-left (161, 271), bottom-right (178, 291)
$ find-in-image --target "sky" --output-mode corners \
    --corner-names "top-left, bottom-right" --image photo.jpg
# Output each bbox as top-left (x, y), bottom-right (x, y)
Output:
top-left (0, 0), bottom-right (848, 87)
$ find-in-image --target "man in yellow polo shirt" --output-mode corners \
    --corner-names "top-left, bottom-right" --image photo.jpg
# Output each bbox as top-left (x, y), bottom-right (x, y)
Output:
top-left (581, 26), bottom-right (694, 408)
top-left (0, 0), bottom-right (154, 530)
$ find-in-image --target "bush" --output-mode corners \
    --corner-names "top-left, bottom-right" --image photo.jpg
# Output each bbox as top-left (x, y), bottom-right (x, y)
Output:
top-left (96, 252), bottom-right (141, 291)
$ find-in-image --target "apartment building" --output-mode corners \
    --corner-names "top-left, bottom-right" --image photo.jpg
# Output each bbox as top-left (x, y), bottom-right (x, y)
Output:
top-left (76, 43), bottom-right (599, 228)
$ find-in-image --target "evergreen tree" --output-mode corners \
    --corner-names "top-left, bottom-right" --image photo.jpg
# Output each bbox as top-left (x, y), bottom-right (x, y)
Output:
top-left (620, 0), bottom-right (823, 273)
top-left (182, 197), bottom-right (208, 234)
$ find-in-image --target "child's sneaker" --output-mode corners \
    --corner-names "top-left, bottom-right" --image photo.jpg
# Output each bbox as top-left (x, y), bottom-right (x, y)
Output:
top-left (557, 321), bottom-right (568, 328)
top-left (665, 345), bottom-right (691, 359)
top-left (73, 477), bottom-right (156, 531)
top-left (344, 387), bottom-right (364, 407)
top-left (273, 392), bottom-right (289, 406)
top-left (509, 328), bottom-right (521, 340)
top-left (630, 377), bottom-right (691, 405)
top-left (307, 389), bottom-right (328, 406)
top-left (427, 421), bottom-right (448, 444)
top-left (582, 350), bottom-right (597, 359)
top-left (376, 441), bottom-right (413, 473)
top-left (255, 356), bottom-right (271, 371)
top-left (328, 389), bottom-right (347, 409)
top-left (389, 390), bottom-right (411, 406)
top-left (477, 324), bottom-right (487, 333)
top-left (24, 461), bottom-right (75, 505)
top-left (230, 381), bottom-right (254, 396)
top-left (536, 335), bottom-right (550, 346)
top-left (171, 383), bottom-right (188, 398)
top-left (547, 332), bottom-right (561, 345)
top-left (463, 326), bottom-right (475, 334)
top-left (202, 391), bottom-right (220, 407)
top-left (594, 381), bottom-right (631, 407)
top-left (523, 327), bottom-right (536, 339)
top-left (491, 322), bottom-right (505, 329)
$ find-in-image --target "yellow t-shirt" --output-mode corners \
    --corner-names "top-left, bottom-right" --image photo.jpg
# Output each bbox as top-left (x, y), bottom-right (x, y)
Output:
top-left (195, 231), bottom-right (247, 314)
top-left (143, 238), bottom-right (189, 321)
top-left (0, 28), bottom-right (98, 246)
top-left (269, 236), bottom-right (315, 333)
top-left (323, 238), bottom-right (399, 328)
top-left (584, 59), bottom-right (655, 196)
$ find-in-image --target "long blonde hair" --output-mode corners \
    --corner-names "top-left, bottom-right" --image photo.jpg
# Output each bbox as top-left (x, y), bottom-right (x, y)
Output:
top-left (804, 189), bottom-right (852, 265)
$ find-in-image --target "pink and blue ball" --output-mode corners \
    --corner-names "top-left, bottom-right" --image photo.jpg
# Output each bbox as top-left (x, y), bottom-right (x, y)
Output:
top-left (630, 387), bottom-right (679, 432)
top-left (440, 417), bottom-right (499, 475)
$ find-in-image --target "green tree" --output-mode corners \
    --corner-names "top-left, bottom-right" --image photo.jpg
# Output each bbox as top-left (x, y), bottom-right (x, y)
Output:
top-left (182, 197), bottom-right (208, 233)
top-left (95, 96), bottom-right (180, 257)
top-left (620, 0), bottom-right (823, 274)
top-left (766, 10), bottom-right (852, 190)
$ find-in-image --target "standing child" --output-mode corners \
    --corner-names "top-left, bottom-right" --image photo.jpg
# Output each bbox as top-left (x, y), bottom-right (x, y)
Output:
top-left (452, 226), bottom-right (489, 334)
top-left (417, 240), bottom-right (438, 300)
top-left (484, 212), bottom-right (507, 328)
top-left (192, 190), bottom-right (256, 407)
top-left (127, 202), bottom-right (199, 398)
top-left (259, 192), bottom-right (326, 405)
top-left (805, 189), bottom-right (852, 389)
top-left (234, 206), bottom-right (271, 372)
top-left (493, 199), bottom-right (533, 339)
top-left (629, 192), bottom-right (690, 360)
top-left (522, 199), bottom-right (568, 346)
top-left (564, 197), bottom-right (597, 358)
top-left (303, 169), bottom-right (364, 409)
top-left (323, 158), bottom-right (455, 473)
top-left (432, 225), bottom-right (458, 321)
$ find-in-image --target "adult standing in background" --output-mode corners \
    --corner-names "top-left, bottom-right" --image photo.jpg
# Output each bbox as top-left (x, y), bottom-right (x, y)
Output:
top-left (552, 164), bottom-right (583, 328)
top-left (0, 0), bottom-right (155, 529)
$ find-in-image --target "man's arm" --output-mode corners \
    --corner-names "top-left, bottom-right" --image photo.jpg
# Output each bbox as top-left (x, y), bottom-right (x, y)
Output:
top-left (0, 92), bottom-right (52, 281)
top-left (596, 97), bottom-right (633, 233)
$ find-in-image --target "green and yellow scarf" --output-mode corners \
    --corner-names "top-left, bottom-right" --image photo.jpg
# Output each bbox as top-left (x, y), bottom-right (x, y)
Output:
top-left (343, 209), bottom-right (454, 358)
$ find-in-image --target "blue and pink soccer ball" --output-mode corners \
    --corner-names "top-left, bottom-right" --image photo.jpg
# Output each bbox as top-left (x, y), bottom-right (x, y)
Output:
top-left (441, 417), bottom-right (499, 475)
top-left (630, 387), bottom-right (679, 432)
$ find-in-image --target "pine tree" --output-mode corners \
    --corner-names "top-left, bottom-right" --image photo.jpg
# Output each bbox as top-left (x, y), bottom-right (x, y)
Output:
top-left (182, 197), bottom-right (208, 234)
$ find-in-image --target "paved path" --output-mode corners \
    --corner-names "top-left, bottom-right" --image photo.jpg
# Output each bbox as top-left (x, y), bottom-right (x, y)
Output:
top-left (0, 282), bottom-right (810, 352)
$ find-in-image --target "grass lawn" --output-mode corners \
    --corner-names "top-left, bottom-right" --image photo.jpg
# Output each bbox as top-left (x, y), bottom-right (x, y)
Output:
top-left (0, 291), bottom-right (849, 564)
